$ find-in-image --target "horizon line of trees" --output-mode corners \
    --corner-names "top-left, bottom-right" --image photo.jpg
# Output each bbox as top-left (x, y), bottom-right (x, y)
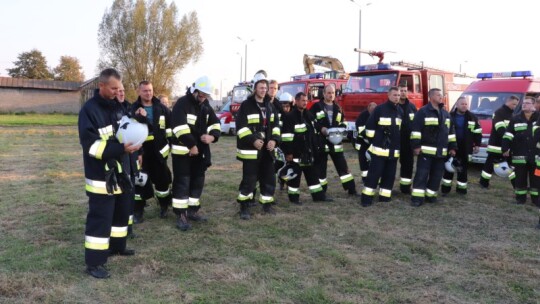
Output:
top-left (6, 49), bottom-right (85, 82)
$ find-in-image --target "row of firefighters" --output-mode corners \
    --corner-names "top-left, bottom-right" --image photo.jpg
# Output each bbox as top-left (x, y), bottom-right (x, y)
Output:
top-left (78, 69), bottom-right (539, 279)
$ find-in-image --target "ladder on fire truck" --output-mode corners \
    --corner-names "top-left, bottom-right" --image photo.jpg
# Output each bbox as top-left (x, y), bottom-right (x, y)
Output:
top-left (390, 61), bottom-right (468, 77)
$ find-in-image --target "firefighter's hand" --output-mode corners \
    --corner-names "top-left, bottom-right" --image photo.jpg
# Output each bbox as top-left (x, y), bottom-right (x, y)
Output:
top-left (286, 154), bottom-right (293, 162)
top-left (189, 145), bottom-right (199, 156)
top-left (135, 108), bottom-right (147, 117)
top-left (266, 140), bottom-right (276, 151)
top-left (503, 151), bottom-right (510, 157)
top-left (413, 148), bottom-right (421, 156)
top-left (104, 167), bottom-right (118, 195)
top-left (473, 146), bottom-right (479, 154)
top-left (200, 134), bottom-right (215, 144)
top-left (138, 155), bottom-right (143, 167)
top-left (254, 139), bottom-right (264, 150)
top-left (449, 149), bottom-right (456, 157)
top-left (124, 142), bottom-right (141, 154)
top-left (321, 127), bottom-right (328, 136)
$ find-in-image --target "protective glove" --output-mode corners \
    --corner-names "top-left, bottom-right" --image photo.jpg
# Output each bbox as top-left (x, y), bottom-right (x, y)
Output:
top-left (104, 165), bottom-right (118, 194)
top-left (116, 170), bottom-right (133, 193)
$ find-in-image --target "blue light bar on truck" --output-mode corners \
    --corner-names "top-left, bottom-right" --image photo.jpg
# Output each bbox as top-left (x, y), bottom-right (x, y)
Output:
top-left (477, 71), bottom-right (533, 79)
top-left (292, 73), bottom-right (324, 81)
top-left (357, 63), bottom-right (392, 72)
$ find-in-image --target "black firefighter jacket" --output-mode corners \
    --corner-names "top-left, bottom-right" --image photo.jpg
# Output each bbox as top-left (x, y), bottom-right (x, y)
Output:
top-left (487, 104), bottom-right (514, 154)
top-left (354, 109), bottom-right (370, 151)
top-left (78, 91), bottom-right (129, 195)
top-left (236, 95), bottom-right (281, 161)
top-left (310, 99), bottom-right (347, 153)
top-left (170, 90), bottom-right (221, 166)
top-left (131, 96), bottom-right (172, 163)
top-left (399, 98), bottom-right (418, 140)
top-left (281, 106), bottom-right (318, 165)
top-left (449, 109), bottom-right (482, 156)
top-left (364, 101), bottom-right (403, 158)
top-left (410, 102), bottom-right (457, 158)
top-left (501, 111), bottom-right (540, 164)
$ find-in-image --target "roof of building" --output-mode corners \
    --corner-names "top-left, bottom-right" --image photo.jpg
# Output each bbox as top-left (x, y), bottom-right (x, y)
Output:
top-left (0, 77), bottom-right (82, 91)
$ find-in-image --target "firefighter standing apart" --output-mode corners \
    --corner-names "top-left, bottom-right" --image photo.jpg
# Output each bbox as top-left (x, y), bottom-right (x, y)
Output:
top-left (410, 88), bottom-right (457, 207)
top-left (281, 92), bottom-right (332, 204)
top-left (170, 76), bottom-right (221, 231)
top-left (501, 96), bottom-right (539, 205)
top-left (236, 74), bottom-right (281, 219)
top-left (78, 68), bottom-right (140, 279)
top-left (131, 81), bottom-right (173, 221)
top-left (354, 102), bottom-right (377, 182)
top-left (310, 85), bottom-right (358, 195)
top-left (397, 83), bottom-right (418, 194)
top-left (441, 97), bottom-right (482, 195)
top-left (360, 87), bottom-right (403, 206)
top-left (479, 95), bottom-right (519, 189)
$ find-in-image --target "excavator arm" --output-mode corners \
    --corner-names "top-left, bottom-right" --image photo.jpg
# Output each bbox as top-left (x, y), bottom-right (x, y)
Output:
top-left (303, 54), bottom-right (345, 74)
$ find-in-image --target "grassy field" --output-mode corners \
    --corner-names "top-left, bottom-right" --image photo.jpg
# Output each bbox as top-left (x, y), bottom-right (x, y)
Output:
top-left (0, 125), bottom-right (538, 303)
top-left (0, 113), bottom-right (78, 126)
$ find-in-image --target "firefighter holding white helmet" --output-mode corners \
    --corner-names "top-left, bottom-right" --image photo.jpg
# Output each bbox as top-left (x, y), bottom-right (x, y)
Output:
top-left (440, 96), bottom-right (482, 196)
top-left (501, 96), bottom-right (539, 205)
top-left (310, 84), bottom-right (358, 196)
top-left (170, 76), bottom-right (221, 231)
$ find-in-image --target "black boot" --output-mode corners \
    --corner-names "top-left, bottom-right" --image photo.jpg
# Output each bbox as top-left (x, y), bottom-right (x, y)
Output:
top-left (133, 211), bottom-right (144, 224)
top-left (187, 207), bottom-right (208, 222)
top-left (240, 202), bottom-right (250, 220)
top-left (262, 203), bottom-right (276, 215)
top-left (176, 212), bottom-right (191, 231)
top-left (86, 264), bottom-right (110, 279)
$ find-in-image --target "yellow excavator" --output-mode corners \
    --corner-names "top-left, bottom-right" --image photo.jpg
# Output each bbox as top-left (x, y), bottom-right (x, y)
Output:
top-left (303, 54), bottom-right (346, 75)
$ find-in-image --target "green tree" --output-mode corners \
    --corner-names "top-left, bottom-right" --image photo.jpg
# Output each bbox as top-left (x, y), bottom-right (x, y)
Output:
top-left (53, 56), bottom-right (85, 82)
top-left (7, 49), bottom-right (53, 79)
top-left (98, 0), bottom-right (203, 100)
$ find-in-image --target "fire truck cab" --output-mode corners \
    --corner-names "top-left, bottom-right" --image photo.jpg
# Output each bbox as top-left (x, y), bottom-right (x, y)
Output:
top-left (227, 81), bottom-right (252, 135)
top-left (278, 72), bottom-right (348, 110)
top-left (458, 71), bottom-right (540, 163)
top-left (339, 61), bottom-right (470, 136)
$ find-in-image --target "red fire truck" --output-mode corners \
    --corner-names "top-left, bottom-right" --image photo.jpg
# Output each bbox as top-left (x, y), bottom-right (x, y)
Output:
top-left (278, 72), bottom-right (348, 110)
top-left (338, 56), bottom-right (470, 136)
top-left (458, 71), bottom-right (540, 163)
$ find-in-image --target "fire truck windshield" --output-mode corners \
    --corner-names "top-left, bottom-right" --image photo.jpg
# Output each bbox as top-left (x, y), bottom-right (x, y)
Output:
top-left (461, 92), bottom-right (524, 118)
top-left (278, 83), bottom-right (306, 98)
top-left (232, 85), bottom-right (249, 103)
top-left (344, 72), bottom-right (398, 93)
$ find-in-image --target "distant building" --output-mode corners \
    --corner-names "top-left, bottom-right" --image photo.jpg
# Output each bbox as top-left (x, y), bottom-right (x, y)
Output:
top-left (0, 77), bottom-right (83, 113)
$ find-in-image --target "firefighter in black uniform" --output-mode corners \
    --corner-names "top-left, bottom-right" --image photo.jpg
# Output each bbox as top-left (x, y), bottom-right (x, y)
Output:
top-left (78, 68), bottom-right (139, 279)
top-left (360, 87), bottom-right (403, 206)
top-left (410, 88), bottom-right (457, 207)
top-left (170, 76), bottom-right (221, 231)
top-left (479, 95), bottom-right (519, 188)
top-left (281, 92), bottom-right (332, 204)
top-left (355, 102), bottom-right (377, 182)
top-left (268, 79), bottom-right (283, 116)
top-left (441, 97), bottom-right (482, 195)
top-left (397, 83), bottom-right (418, 193)
top-left (501, 96), bottom-right (539, 205)
top-left (310, 85), bottom-right (357, 195)
top-left (236, 75), bottom-right (281, 219)
top-left (131, 81), bottom-right (173, 221)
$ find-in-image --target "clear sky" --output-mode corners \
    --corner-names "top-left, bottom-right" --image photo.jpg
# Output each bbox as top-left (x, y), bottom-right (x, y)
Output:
top-left (0, 0), bottom-right (536, 99)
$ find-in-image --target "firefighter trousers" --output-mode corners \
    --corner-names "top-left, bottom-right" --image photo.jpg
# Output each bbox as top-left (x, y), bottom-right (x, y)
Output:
top-left (134, 153), bottom-right (172, 214)
top-left (237, 151), bottom-right (276, 205)
top-left (361, 155), bottom-right (398, 205)
top-left (411, 155), bottom-right (445, 204)
top-left (480, 152), bottom-right (516, 188)
top-left (172, 155), bottom-right (206, 215)
top-left (315, 150), bottom-right (356, 194)
top-left (514, 161), bottom-right (539, 204)
top-left (84, 192), bottom-right (131, 267)
top-left (399, 138), bottom-right (414, 193)
top-left (357, 145), bottom-right (370, 182)
top-left (287, 164), bottom-right (325, 202)
top-left (441, 150), bottom-right (469, 194)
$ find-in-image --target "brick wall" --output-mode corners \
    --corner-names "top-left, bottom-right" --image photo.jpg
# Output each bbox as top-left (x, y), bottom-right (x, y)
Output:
top-left (0, 88), bottom-right (81, 113)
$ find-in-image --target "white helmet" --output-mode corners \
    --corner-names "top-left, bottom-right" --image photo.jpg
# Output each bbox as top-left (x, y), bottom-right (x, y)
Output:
top-left (327, 127), bottom-right (346, 145)
top-left (190, 76), bottom-right (213, 95)
top-left (494, 161), bottom-right (513, 178)
top-left (445, 157), bottom-right (456, 173)
top-left (252, 71), bottom-right (268, 90)
top-left (365, 150), bottom-right (371, 162)
top-left (134, 171), bottom-right (148, 187)
top-left (116, 116), bottom-right (148, 146)
top-left (279, 92), bottom-right (293, 103)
